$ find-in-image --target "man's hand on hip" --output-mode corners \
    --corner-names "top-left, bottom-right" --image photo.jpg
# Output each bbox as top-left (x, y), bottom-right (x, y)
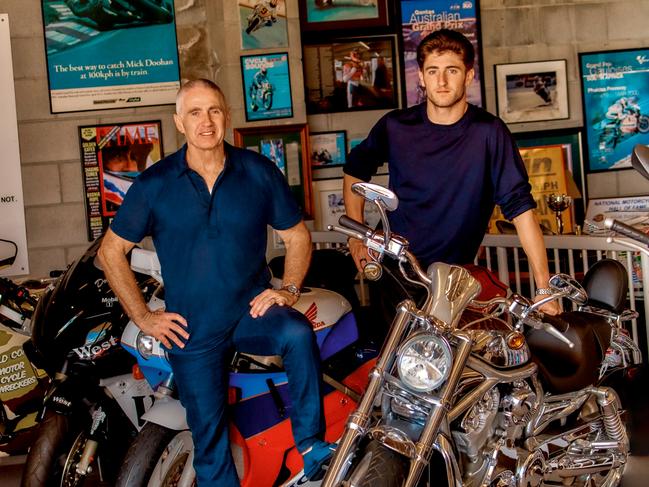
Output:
top-left (249, 288), bottom-right (298, 318)
top-left (136, 310), bottom-right (189, 349)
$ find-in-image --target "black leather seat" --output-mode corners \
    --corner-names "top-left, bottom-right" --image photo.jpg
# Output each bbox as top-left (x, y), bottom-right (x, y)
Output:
top-left (526, 311), bottom-right (611, 394)
top-left (582, 259), bottom-right (628, 315)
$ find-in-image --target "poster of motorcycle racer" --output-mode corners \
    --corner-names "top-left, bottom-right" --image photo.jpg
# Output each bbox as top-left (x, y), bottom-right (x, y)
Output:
top-left (580, 47), bottom-right (649, 171)
top-left (239, 0), bottom-right (288, 50)
top-left (41, 0), bottom-right (180, 113)
top-left (241, 52), bottom-right (293, 121)
top-left (401, 0), bottom-right (484, 108)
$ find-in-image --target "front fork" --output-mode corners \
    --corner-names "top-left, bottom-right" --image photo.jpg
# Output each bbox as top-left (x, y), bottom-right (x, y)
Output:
top-left (75, 405), bottom-right (108, 476)
top-left (322, 301), bottom-right (473, 487)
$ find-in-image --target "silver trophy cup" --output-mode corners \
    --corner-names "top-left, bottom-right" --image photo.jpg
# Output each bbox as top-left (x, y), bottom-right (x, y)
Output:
top-left (546, 193), bottom-right (572, 234)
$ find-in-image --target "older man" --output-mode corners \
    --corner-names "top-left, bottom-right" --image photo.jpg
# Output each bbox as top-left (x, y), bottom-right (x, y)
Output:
top-left (98, 79), bottom-right (333, 485)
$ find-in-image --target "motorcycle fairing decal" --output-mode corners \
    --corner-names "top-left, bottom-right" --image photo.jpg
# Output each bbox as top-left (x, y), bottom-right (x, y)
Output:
top-left (229, 371), bottom-right (289, 401)
top-left (239, 390), bottom-right (356, 487)
top-left (71, 335), bottom-right (120, 360)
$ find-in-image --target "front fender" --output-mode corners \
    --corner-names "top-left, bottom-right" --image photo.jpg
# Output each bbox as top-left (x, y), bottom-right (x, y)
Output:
top-left (142, 396), bottom-right (188, 430)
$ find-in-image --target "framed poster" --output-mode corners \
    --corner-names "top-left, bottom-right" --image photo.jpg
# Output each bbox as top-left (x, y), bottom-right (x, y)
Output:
top-left (298, 0), bottom-right (389, 32)
top-left (579, 47), bottom-right (649, 172)
top-left (239, 0), bottom-right (288, 50)
top-left (41, 0), bottom-right (180, 113)
top-left (400, 0), bottom-right (484, 108)
top-left (313, 175), bottom-right (389, 231)
top-left (233, 124), bottom-right (313, 217)
top-left (303, 36), bottom-right (398, 114)
top-left (241, 52), bottom-right (293, 121)
top-left (495, 60), bottom-right (569, 124)
top-left (310, 131), bottom-right (347, 168)
top-left (488, 145), bottom-right (575, 234)
top-left (78, 121), bottom-right (164, 240)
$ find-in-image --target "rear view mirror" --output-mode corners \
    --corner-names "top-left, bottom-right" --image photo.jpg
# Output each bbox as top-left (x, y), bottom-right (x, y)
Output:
top-left (549, 273), bottom-right (588, 305)
top-left (631, 144), bottom-right (649, 181)
top-left (351, 183), bottom-right (399, 211)
top-left (0, 239), bottom-right (18, 269)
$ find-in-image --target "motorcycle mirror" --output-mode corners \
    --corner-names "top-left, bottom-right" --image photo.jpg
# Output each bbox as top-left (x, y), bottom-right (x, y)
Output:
top-left (351, 183), bottom-right (399, 211)
top-left (631, 144), bottom-right (649, 181)
top-left (0, 238), bottom-right (18, 269)
top-left (548, 273), bottom-right (588, 305)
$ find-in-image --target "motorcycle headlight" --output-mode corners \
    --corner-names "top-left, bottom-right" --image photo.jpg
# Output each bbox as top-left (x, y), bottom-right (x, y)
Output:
top-left (397, 334), bottom-right (452, 392)
top-left (136, 331), bottom-right (154, 360)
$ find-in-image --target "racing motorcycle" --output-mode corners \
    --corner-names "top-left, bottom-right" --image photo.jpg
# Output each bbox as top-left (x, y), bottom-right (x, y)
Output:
top-left (320, 182), bottom-right (635, 487)
top-left (114, 247), bottom-right (376, 487)
top-left (245, 1), bottom-right (277, 35)
top-left (250, 80), bottom-right (274, 112)
top-left (20, 237), bottom-right (158, 487)
top-left (598, 110), bottom-right (649, 150)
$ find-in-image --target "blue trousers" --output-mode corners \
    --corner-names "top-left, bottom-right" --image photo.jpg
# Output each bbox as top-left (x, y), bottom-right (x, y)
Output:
top-left (168, 305), bottom-right (324, 486)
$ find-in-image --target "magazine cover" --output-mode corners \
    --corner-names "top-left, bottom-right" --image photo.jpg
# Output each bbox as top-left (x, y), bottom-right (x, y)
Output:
top-left (241, 52), bottom-right (293, 121)
top-left (41, 0), bottom-right (180, 112)
top-left (400, 0), bottom-right (483, 108)
top-left (79, 121), bottom-right (163, 240)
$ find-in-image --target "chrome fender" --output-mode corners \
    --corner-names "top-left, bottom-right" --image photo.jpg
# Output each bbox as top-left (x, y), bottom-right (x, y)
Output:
top-left (142, 396), bottom-right (188, 430)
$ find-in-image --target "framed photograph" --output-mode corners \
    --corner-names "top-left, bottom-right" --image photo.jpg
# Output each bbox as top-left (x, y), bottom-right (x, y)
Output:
top-left (310, 131), bottom-right (347, 168)
top-left (313, 175), bottom-right (389, 231)
top-left (298, 0), bottom-right (389, 32)
top-left (239, 0), bottom-right (288, 50)
top-left (400, 0), bottom-right (484, 108)
top-left (41, 0), bottom-right (180, 113)
top-left (78, 121), bottom-right (164, 240)
top-left (495, 60), bottom-right (569, 124)
top-left (241, 52), bottom-right (293, 121)
top-left (303, 36), bottom-right (398, 115)
top-left (233, 124), bottom-right (313, 217)
top-left (579, 48), bottom-right (649, 172)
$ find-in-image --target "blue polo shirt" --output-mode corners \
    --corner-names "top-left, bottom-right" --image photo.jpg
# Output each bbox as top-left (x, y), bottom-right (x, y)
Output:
top-left (110, 142), bottom-right (302, 353)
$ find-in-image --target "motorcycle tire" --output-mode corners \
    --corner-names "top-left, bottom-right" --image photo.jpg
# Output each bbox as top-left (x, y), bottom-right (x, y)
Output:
top-left (639, 115), bottom-right (649, 133)
top-left (345, 440), bottom-right (407, 487)
top-left (114, 423), bottom-right (179, 487)
top-left (263, 91), bottom-right (273, 110)
top-left (21, 411), bottom-right (105, 487)
top-left (246, 17), bottom-right (260, 34)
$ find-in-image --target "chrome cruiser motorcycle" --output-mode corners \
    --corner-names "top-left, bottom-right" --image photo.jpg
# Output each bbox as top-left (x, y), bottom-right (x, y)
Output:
top-left (322, 182), bottom-right (633, 487)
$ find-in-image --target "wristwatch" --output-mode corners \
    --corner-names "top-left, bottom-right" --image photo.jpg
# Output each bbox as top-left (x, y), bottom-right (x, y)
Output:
top-left (535, 288), bottom-right (553, 296)
top-left (281, 284), bottom-right (301, 299)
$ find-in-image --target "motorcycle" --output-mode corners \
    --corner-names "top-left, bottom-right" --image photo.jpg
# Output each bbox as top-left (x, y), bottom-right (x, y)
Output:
top-left (0, 277), bottom-right (49, 455)
top-left (64, 0), bottom-right (174, 31)
top-left (598, 109), bottom-right (649, 150)
top-left (250, 80), bottom-right (274, 112)
top-left (114, 247), bottom-right (377, 487)
top-left (320, 182), bottom-right (636, 487)
top-left (245, 2), bottom-right (277, 35)
top-left (20, 237), bottom-right (159, 487)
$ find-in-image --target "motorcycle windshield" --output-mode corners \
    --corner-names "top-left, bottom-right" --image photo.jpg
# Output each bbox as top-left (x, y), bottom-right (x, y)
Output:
top-left (425, 263), bottom-right (482, 328)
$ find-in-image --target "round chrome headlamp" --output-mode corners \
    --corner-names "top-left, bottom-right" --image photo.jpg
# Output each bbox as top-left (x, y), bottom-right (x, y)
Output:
top-left (397, 334), bottom-right (452, 392)
top-left (136, 331), bottom-right (154, 359)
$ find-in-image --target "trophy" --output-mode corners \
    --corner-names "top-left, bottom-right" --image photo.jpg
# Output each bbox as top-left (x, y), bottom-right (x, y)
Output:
top-left (546, 193), bottom-right (572, 234)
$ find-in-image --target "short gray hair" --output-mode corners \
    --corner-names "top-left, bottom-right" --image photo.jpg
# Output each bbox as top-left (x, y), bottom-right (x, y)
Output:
top-left (175, 79), bottom-right (227, 114)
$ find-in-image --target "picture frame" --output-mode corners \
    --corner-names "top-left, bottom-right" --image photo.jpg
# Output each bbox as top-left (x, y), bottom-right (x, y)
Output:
top-left (494, 59), bottom-right (569, 124)
top-left (240, 52), bottom-right (293, 121)
top-left (238, 0), bottom-right (288, 50)
top-left (400, 0), bottom-right (485, 108)
top-left (298, 0), bottom-right (389, 33)
top-left (578, 47), bottom-right (649, 172)
top-left (40, 0), bottom-right (180, 113)
top-left (313, 175), bottom-right (389, 231)
top-left (78, 121), bottom-right (164, 240)
top-left (310, 131), bottom-right (347, 169)
top-left (233, 124), bottom-right (313, 218)
top-left (303, 36), bottom-right (399, 115)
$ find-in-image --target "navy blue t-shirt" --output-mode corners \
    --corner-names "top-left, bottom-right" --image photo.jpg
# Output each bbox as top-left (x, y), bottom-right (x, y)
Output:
top-left (110, 143), bottom-right (302, 352)
top-left (344, 103), bottom-right (535, 267)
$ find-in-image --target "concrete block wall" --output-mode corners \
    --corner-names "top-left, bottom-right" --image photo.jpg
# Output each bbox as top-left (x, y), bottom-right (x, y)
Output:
top-left (3, 0), bottom-right (649, 277)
